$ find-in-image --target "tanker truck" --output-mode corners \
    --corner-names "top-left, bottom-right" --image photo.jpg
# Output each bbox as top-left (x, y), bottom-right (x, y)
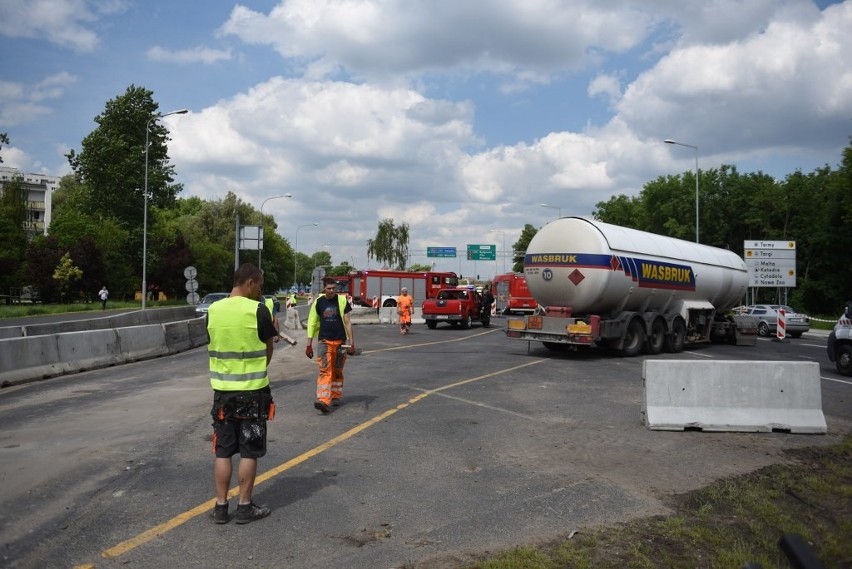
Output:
top-left (504, 217), bottom-right (757, 356)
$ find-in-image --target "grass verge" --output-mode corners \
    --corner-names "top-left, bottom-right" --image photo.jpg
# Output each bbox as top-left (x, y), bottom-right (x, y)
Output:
top-left (471, 435), bottom-right (852, 569)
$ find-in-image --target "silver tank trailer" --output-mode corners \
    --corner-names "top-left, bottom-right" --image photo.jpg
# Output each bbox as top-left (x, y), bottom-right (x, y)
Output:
top-left (524, 217), bottom-right (748, 317)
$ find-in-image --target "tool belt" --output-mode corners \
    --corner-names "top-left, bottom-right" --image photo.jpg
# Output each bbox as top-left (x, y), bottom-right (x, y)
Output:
top-left (213, 388), bottom-right (276, 421)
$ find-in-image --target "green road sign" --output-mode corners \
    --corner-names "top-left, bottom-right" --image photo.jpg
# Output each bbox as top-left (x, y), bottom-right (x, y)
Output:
top-left (466, 244), bottom-right (496, 261)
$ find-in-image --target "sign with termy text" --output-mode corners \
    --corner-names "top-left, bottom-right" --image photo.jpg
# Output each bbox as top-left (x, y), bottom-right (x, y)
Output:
top-left (744, 240), bottom-right (796, 287)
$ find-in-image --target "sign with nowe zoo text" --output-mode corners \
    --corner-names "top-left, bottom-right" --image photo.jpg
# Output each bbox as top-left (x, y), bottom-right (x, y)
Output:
top-left (744, 240), bottom-right (796, 287)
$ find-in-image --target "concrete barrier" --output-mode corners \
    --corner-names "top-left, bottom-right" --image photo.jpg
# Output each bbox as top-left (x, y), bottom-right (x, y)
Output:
top-left (7, 306), bottom-right (198, 337)
top-left (0, 311), bottom-right (208, 388)
top-left (117, 324), bottom-right (169, 360)
top-left (56, 329), bottom-right (125, 374)
top-left (0, 326), bottom-right (24, 340)
top-left (642, 360), bottom-right (827, 434)
top-left (0, 334), bottom-right (63, 386)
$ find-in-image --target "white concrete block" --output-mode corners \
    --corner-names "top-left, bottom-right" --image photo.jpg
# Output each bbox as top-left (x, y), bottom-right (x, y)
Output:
top-left (642, 360), bottom-right (827, 433)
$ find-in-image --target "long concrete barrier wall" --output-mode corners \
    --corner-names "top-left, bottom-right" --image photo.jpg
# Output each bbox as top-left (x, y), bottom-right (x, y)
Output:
top-left (0, 306), bottom-right (198, 338)
top-left (642, 360), bottom-right (827, 434)
top-left (0, 314), bottom-right (209, 388)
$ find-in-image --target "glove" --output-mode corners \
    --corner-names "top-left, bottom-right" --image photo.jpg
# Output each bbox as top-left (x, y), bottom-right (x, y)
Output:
top-left (305, 344), bottom-right (314, 359)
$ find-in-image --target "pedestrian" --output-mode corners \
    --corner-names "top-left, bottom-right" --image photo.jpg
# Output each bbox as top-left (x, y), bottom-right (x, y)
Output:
top-left (396, 287), bottom-right (414, 334)
top-left (305, 276), bottom-right (355, 414)
top-left (98, 286), bottom-right (108, 310)
top-left (207, 263), bottom-right (278, 524)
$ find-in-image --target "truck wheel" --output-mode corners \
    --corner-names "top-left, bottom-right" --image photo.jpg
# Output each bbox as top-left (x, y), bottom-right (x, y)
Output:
top-left (757, 321), bottom-right (770, 337)
top-left (383, 299), bottom-right (397, 308)
top-left (426, 320), bottom-right (437, 329)
top-left (621, 318), bottom-right (645, 357)
top-left (644, 317), bottom-right (666, 355)
top-left (664, 317), bottom-right (686, 353)
top-left (460, 314), bottom-right (472, 329)
top-left (836, 345), bottom-right (852, 377)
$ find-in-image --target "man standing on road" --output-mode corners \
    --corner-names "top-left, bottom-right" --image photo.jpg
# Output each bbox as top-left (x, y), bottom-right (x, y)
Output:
top-left (99, 286), bottom-right (108, 310)
top-left (397, 287), bottom-right (414, 334)
top-left (207, 263), bottom-right (278, 524)
top-left (305, 276), bottom-right (355, 414)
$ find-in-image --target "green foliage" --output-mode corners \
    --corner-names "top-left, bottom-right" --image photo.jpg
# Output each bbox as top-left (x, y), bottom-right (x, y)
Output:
top-left (66, 85), bottom-right (183, 229)
top-left (52, 252), bottom-right (83, 302)
top-left (511, 224), bottom-right (538, 272)
top-left (593, 156), bottom-right (852, 314)
top-left (366, 218), bottom-right (410, 270)
top-left (409, 262), bottom-right (433, 272)
top-left (0, 175), bottom-right (29, 291)
top-left (0, 132), bottom-right (8, 163)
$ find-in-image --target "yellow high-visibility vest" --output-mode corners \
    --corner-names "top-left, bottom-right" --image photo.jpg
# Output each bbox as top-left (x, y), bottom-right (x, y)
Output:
top-left (208, 296), bottom-right (269, 391)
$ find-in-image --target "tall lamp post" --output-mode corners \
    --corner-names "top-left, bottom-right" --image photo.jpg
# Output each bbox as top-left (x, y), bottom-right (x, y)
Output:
top-left (257, 193), bottom-right (292, 272)
top-left (143, 108), bottom-right (188, 309)
top-left (293, 223), bottom-right (318, 289)
top-left (664, 139), bottom-right (700, 243)
top-left (540, 203), bottom-right (562, 219)
top-left (490, 229), bottom-right (506, 274)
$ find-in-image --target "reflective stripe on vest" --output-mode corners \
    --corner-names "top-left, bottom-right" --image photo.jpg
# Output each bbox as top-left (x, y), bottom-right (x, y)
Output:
top-left (207, 296), bottom-right (269, 391)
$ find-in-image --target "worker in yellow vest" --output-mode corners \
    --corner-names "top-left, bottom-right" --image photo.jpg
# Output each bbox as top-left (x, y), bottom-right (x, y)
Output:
top-left (207, 263), bottom-right (278, 524)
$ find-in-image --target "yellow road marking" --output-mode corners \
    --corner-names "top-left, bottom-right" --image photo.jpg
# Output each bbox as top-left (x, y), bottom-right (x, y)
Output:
top-left (100, 332), bottom-right (542, 561)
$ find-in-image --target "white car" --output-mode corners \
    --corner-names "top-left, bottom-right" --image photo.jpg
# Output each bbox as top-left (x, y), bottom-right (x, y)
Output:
top-left (745, 304), bottom-right (810, 338)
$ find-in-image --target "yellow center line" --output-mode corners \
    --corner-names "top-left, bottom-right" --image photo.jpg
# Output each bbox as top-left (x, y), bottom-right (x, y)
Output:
top-left (99, 332), bottom-right (542, 562)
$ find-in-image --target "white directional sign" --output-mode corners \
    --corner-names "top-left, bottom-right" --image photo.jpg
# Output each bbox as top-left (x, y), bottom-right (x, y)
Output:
top-left (744, 240), bottom-right (796, 287)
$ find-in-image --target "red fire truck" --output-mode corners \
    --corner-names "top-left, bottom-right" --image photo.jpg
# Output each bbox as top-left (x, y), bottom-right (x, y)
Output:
top-left (492, 272), bottom-right (537, 315)
top-left (333, 269), bottom-right (459, 307)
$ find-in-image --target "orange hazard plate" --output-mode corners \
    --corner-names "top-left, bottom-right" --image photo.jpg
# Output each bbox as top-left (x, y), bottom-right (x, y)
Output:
top-left (507, 319), bottom-right (527, 331)
top-left (527, 315), bottom-right (543, 330)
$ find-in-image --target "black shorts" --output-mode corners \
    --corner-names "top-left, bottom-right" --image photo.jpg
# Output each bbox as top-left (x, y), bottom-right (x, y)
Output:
top-left (211, 388), bottom-right (273, 459)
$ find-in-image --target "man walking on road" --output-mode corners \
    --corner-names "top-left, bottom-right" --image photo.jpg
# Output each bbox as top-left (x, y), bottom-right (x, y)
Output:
top-left (305, 277), bottom-right (355, 414)
top-left (207, 263), bottom-right (278, 524)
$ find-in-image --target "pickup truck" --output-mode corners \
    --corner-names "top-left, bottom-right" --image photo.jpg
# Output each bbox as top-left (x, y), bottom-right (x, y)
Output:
top-left (421, 288), bottom-right (488, 329)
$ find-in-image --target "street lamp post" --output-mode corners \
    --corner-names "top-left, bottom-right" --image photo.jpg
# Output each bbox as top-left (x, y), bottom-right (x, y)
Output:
top-left (257, 193), bottom-right (292, 272)
top-left (490, 229), bottom-right (506, 274)
top-left (540, 203), bottom-right (562, 219)
top-left (664, 139), bottom-right (700, 243)
top-left (293, 223), bottom-right (318, 289)
top-left (143, 108), bottom-right (187, 309)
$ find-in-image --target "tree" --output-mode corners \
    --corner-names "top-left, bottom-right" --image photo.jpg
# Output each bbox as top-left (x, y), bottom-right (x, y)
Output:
top-left (66, 85), bottom-right (183, 229)
top-left (0, 174), bottom-right (29, 293)
top-left (366, 219), bottom-right (409, 270)
top-left (53, 252), bottom-right (83, 303)
top-left (511, 224), bottom-right (538, 272)
top-left (409, 263), bottom-right (433, 272)
top-left (0, 132), bottom-right (9, 163)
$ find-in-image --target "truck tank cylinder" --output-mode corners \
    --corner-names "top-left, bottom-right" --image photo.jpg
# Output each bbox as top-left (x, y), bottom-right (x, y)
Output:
top-left (523, 217), bottom-right (748, 315)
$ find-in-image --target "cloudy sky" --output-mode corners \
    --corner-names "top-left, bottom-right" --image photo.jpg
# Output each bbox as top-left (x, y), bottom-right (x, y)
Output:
top-left (1, 0), bottom-right (850, 279)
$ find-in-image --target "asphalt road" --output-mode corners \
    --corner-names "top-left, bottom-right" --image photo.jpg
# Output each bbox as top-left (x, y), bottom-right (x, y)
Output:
top-left (0, 317), bottom-right (849, 569)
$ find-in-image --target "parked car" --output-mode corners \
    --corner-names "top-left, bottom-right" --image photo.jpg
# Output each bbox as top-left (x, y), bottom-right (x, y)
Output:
top-left (744, 304), bottom-right (810, 338)
top-left (195, 292), bottom-right (229, 316)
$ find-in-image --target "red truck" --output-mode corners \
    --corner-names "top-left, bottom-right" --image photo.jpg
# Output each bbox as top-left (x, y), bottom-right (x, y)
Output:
top-left (333, 269), bottom-right (458, 308)
top-left (492, 272), bottom-right (536, 315)
top-left (421, 287), bottom-right (490, 329)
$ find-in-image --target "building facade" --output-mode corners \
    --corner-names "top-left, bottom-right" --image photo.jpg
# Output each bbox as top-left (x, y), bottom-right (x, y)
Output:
top-left (0, 166), bottom-right (61, 238)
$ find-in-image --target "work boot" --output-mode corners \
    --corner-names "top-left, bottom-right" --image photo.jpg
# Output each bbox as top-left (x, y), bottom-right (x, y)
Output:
top-left (314, 400), bottom-right (331, 414)
top-left (213, 502), bottom-right (229, 524)
top-left (331, 398), bottom-right (341, 407)
top-left (235, 502), bottom-right (271, 524)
